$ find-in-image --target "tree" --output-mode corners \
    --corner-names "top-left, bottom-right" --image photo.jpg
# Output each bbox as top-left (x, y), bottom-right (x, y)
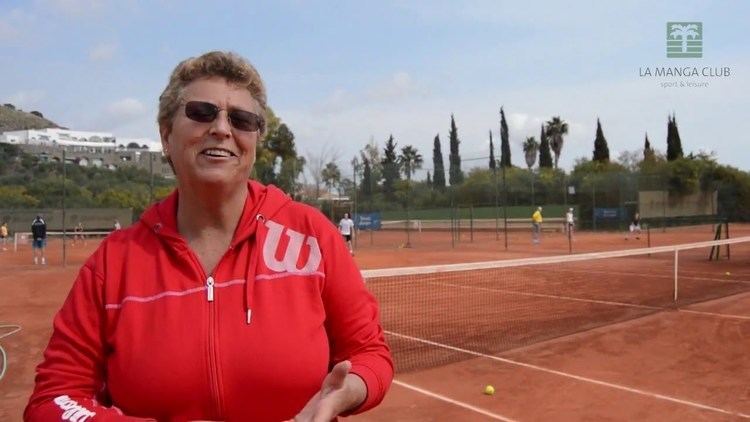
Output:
top-left (488, 130), bottom-right (496, 170)
top-left (304, 143), bottom-right (339, 200)
top-left (592, 118), bottom-right (610, 163)
top-left (381, 135), bottom-right (400, 197)
top-left (360, 137), bottom-right (382, 189)
top-left (448, 114), bottom-right (464, 185)
top-left (361, 158), bottom-right (372, 196)
top-left (522, 137), bottom-right (539, 170)
top-left (426, 171), bottom-right (432, 186)
top-left (538, 125), bottom-right (553, 168)
top-left (643, 133), bottom-right (656, 163)
top-left (399, 145), bottom-right (423, 182)
top-left (545, 116), bottom-right (568, 169)
top-left (499, 107), bottom-right (511, 168)
top-left (432, 134), bottom-right (446, 190)
top-left (667, 113), bottom-right (684, 161)
top-left (321, 162), bottom-right (341, 195)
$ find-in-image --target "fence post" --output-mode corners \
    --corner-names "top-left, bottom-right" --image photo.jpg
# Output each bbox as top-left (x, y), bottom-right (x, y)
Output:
top-left (673, 249), bottom-right (679, 302)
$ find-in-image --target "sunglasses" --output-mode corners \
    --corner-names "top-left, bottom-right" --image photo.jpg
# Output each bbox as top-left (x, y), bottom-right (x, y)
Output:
top-left (183, 101), bottom-right (264, 133)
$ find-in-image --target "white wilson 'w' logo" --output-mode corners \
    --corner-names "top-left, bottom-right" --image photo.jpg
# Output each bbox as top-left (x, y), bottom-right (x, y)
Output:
top-left (262, 220), bottom-right (322, 274)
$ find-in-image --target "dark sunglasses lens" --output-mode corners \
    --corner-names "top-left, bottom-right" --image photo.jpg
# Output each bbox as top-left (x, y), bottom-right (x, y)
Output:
top-left (229, 110), bottom-right (263, 132)
top-left (184, 101), bottom-right (218, 123)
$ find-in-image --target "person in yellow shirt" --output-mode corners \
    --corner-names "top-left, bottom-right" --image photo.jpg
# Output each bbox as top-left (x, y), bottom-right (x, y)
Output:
top-left (0, 222), bottom-right (8, 251)
top-left (531, 206), bottom-right (543, 244)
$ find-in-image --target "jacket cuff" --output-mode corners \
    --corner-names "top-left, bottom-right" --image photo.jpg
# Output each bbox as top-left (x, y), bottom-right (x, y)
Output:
top-left (344, 364), bottom-right (383, 415)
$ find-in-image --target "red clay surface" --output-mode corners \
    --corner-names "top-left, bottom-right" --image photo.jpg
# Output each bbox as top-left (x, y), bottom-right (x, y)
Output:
top-left (1, 225), bottom-right (748, 421)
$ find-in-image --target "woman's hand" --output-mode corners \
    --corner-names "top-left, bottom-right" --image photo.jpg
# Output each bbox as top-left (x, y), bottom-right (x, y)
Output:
top-left (288, 360), bottom-right (366, 422)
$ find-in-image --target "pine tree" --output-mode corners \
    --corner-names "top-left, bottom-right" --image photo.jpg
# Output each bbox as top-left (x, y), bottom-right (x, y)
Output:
top-left (666, 114), bottom-right (684, 161)
top-left (592, 118), bottom-right (610, 163)
top-left (448, 114), bottom-right (464, 185)
top-left (538, 124), bottom-right (553, 168)
top-left (500, 107), bottom-right (511, 168)
top-left (432, 134), bottom-right (446, 190)
top-left (643, 133), bottom-right (656, 163)
top-left (381, 135), bottom-right (400, 197)
top-left (488, 130), bottom-right (496, 170)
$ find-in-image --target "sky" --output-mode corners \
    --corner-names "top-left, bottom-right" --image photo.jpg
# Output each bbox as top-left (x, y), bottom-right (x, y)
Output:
top-left (1, 0), bottom-right (748, 181)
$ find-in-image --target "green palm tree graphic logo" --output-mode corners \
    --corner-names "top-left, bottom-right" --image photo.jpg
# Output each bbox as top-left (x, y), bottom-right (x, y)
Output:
top-left (667, 22), bottom-right (702, 58)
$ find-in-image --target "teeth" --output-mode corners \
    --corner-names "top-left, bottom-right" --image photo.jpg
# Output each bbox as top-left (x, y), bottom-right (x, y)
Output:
top-left (203, 148), bottom-right (233, 157)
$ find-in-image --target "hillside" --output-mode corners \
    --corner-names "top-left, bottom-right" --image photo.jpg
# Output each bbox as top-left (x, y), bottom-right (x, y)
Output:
top-left (0, 103), bottom-right (62, 131)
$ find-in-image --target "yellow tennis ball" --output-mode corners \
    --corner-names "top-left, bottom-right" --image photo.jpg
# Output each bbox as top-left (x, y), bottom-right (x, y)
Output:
top-left (483, 385), bottom-right (495, 395)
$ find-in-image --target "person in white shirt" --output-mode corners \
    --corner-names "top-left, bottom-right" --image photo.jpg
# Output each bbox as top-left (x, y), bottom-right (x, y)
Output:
top-left (338, 212), bottom-right (355, 255)
top-left (565, 208), bottom-right (575, 237)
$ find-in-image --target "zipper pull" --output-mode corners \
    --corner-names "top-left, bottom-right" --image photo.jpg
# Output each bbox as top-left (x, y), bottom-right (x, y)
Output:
top-left (206, 276), bottom-right (215, 302)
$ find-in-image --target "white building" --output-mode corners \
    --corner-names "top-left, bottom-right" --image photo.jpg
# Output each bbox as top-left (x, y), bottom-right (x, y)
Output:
top-left (0, 128), bottom-right (117, 153)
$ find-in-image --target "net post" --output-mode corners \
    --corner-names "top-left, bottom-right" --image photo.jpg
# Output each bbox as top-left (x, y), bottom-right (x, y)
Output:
top-left (13, 232), bottom-right (18, 252)
top-left (673, 249), bottom-right (679, 302)
top-left (725, 221), bottom-right (730, 260)
top-left (469, 205), bottom-right (474, 243)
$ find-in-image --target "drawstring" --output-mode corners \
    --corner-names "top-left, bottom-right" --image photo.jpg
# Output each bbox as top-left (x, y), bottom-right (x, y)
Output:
top-left (245, 213), bottom-right (265, 324)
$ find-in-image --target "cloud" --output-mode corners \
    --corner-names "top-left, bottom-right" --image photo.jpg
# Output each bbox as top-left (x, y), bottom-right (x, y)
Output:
top-left (89, 42), bottom-right (118, 61)
top-left (6, 90), bottom-right (46, 109)
top-left (0, 8), bottom-right (35, 42)
top-left (367, 72), bottom-right (428, 101)
top-left (35, 0), bottom-right (106, 18)
top-left (106, 98), bottom-right (147, 121)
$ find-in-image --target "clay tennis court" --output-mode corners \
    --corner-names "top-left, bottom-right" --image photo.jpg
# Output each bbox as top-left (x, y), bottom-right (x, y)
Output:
top-left (1, 225), bottom-right (749, 420)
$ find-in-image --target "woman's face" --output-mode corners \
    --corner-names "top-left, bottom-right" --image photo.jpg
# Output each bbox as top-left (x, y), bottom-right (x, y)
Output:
top-left (160, 77), bottom-right (262, 189)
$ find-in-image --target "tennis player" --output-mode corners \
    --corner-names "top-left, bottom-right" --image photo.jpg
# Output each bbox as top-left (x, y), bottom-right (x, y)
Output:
top-left (531, 206), bottom-right (543, 244)
top-left (626, 212), bottom-right (642, 240)
top-left (25, 51), bottom-right (393, 421)
top-left (338, 212), bottom-right (355, 255)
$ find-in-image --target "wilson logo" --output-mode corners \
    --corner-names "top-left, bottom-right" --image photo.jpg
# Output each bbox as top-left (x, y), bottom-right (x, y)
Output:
top-left (262, 220), bottom-right (322, 275)
top-left (53, 395), bottom-right (96, 421)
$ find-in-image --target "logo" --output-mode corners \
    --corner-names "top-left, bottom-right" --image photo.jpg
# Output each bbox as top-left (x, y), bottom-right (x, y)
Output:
top-left (667, 22), bottom-right (702, 58)
top-left (261, 220), bottom-right (322, 275)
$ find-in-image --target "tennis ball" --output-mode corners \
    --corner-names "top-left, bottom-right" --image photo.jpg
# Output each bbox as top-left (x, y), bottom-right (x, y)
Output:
top-left (725, 271), bottom-right (731, 276)
top-left (483, 385), bottom-right (495, 395)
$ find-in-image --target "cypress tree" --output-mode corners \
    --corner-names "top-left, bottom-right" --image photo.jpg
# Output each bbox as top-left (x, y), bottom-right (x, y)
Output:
top-left (381, 135), bottom-right (399, 197)
top-left (500, 107), bottom-right (511, 167)
top-left (488, 130), bottom-right (496, 170)
top-left (448, 114), bottom-right (464, 185)
top-left (667, 114), bottom-right (684, 161)
top-left (362, 157), bottom-right (372, 196)
top-left (426, 171), bottom-right (432, 186)
top-left (432, 134), bottom-right (446, 190)
top-left (592, 118), bottom-right (610, 163)
top-left (643, 133), bottom-right (656, 163)
top-left (538, 124), bottom-right (553, 168)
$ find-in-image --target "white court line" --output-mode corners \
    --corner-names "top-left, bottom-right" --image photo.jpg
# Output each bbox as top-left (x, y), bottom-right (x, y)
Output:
top-left (430, 281), bottom-right (750, 321)
top-left (386, 331), bottom-right (750, 419)
top-left (392, 379), bottom-right (517, 421)
top-left (548, 267), bottom-right (750, 285)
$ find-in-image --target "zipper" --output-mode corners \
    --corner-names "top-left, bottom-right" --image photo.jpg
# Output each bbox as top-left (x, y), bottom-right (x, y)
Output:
top-left (206, 276), bottom-right (215, 301)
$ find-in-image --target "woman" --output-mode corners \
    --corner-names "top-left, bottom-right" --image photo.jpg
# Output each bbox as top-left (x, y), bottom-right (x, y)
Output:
top-left (25, 51), bottom-right (393, 421)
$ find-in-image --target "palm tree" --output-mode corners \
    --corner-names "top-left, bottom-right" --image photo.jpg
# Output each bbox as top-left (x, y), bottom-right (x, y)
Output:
top-left (545, 116), bottom-right (569, 169)
top-left (399, 145), bottom-right (423, 182)
top-left (522, 136), bottom-right (539, 170)
top-left (669, 23), bottom-right (699, 53)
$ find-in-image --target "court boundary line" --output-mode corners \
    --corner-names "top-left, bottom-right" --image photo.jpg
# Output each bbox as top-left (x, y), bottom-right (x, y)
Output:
top-left (392, 379), bottom-right (517, 421)
top-left (386, 331), bottom-right (750, 419)
top-left (429, 281), bottom-right (750, 321)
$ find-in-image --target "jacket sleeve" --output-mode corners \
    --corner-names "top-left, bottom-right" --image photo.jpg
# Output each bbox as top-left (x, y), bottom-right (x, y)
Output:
top-left (320, 220), bottom-right (394, 415)
top-left (24, 263), bottom-right (154, 421)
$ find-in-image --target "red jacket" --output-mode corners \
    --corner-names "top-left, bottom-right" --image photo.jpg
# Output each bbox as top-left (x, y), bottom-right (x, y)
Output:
top-left (25, 181), bottom-right (393, 421)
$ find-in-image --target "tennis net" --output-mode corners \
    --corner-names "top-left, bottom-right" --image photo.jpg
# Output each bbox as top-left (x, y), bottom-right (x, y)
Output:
top-left (363, 236), bottom-right (750, 373)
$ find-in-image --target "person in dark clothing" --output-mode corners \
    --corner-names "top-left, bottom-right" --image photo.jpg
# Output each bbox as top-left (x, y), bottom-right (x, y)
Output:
top-left (31, 215), bottom-right (47, 265)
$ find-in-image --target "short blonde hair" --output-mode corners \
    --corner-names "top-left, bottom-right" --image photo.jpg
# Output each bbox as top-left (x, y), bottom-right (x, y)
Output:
top-left (157, 51), bottom-right (267, 134)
